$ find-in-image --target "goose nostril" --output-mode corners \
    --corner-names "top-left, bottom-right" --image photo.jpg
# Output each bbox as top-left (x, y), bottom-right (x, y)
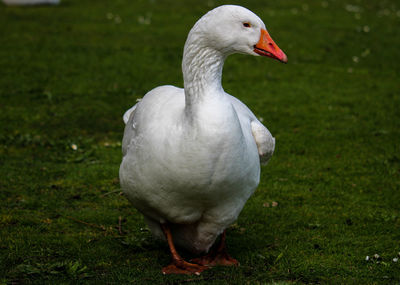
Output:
top-left (268, 43), bottom-right (276, 51)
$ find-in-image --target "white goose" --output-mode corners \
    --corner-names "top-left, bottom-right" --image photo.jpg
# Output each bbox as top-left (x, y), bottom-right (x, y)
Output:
top-left (120, 5), bottom-right (287, 275)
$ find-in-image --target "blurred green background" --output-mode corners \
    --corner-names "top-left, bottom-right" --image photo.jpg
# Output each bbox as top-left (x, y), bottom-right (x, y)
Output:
top-left (0, 0), bottom-right (399, 283)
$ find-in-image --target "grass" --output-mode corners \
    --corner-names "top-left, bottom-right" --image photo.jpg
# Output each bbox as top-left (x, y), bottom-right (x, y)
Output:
top-left (0, 0), bottom-right (399, 283)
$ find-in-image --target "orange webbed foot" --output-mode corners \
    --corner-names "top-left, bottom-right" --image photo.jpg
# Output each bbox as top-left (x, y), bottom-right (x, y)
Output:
top-left (160, 223), bottom-right (209, 275)
top-left (191, 251), bottom-right (239, 267)
top-left (162, 259), bottom-right (208, 275)
top-left (191, 230), bottom-right (239, 267)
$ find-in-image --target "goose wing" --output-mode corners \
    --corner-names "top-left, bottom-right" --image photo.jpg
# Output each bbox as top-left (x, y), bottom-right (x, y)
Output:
top-left (228, 94), bottom-right (275, 165)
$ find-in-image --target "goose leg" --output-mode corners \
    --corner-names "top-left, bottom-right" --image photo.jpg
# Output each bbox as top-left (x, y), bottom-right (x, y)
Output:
top-left (191, 230), bottom-right (239, 266)
top-left (161, 223), bottom-right (208, 275)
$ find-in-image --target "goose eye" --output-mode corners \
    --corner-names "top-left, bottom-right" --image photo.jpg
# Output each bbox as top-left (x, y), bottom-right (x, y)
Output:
top-left (243, 22), bottom-right (251, 28)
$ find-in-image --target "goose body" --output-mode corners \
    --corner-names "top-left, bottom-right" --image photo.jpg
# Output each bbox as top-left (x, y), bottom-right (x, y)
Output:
top-left (119, 5), bottom-right (287, 269)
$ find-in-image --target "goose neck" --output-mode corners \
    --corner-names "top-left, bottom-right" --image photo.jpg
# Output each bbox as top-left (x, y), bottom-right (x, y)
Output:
top-left (182, 40), bottom-right (226, 111)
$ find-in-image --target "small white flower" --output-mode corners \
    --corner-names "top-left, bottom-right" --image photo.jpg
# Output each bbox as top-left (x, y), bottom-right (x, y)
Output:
top-left (352, 56), bottom-right (359, 63)
top-left (373, 253), bottom-right (380, 259)
top-left (71, 144), bottom-right (78, 151)
top-left (258, 117), bottom-right (264, 122)
top-left (363, 25), bottom-right (370, 33)
top-left (393, 257), bottom-right (398, 262)
top-left (365, 256), bottom-right (370, 261)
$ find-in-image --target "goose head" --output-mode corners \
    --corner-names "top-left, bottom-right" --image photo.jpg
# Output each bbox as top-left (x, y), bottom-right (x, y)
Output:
top-left (192, 5), bottom-right (287, 63)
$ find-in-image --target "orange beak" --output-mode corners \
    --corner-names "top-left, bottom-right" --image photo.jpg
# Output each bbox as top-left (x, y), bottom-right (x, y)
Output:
top-left (254, 29), bottom-right (287, 63)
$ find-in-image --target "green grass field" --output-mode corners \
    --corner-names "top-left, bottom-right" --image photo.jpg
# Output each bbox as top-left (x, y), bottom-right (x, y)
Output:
top-left (1, 0), bottom-right (399, 283)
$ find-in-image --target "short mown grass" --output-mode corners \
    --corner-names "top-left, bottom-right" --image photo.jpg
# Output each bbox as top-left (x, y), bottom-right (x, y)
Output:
top-left (1, 0), bottom-right (399, 284)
